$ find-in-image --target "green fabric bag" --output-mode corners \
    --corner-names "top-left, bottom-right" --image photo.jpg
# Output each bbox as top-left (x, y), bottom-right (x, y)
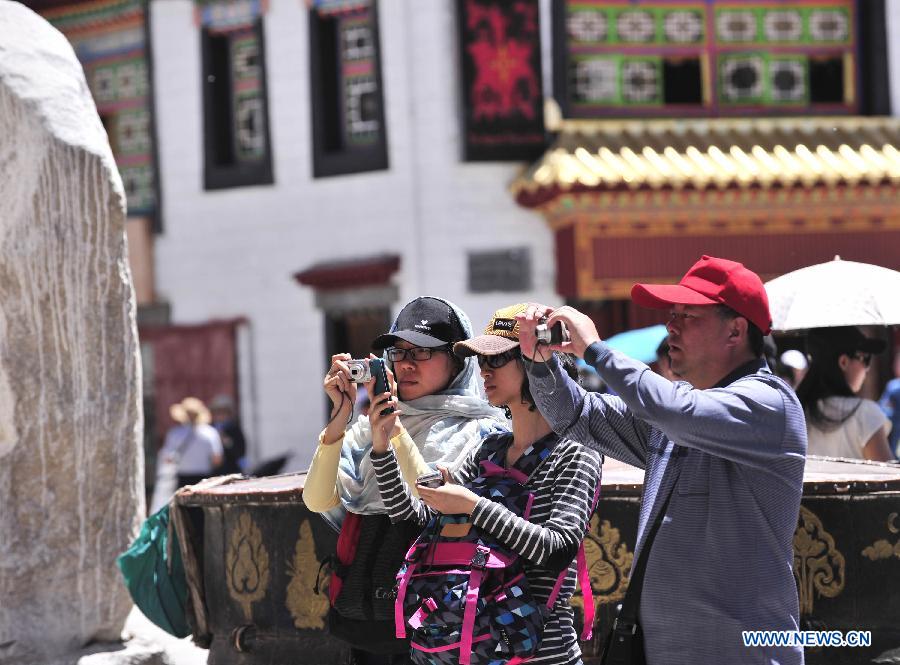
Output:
top-left (116, 504), bottom-right (191, 637)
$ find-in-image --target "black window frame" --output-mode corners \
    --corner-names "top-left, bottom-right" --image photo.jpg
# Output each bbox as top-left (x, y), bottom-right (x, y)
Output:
top-left (309, 1), bottom-right (389, 178)
top-left (201, 18), bottom-right (275, 190)
top-left (856, 0), bottom-right (891, 115)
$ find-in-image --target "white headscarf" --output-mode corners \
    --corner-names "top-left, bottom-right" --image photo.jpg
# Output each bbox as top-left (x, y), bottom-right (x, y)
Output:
top-left (323, 297), bottom-right (506, 529)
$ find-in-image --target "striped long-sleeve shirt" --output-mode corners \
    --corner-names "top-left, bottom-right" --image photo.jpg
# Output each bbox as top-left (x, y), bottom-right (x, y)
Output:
top-left (371, 432), bottom-right (601, 665)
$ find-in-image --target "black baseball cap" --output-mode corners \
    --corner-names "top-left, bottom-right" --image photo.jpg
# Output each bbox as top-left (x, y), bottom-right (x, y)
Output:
top-left (371, 297), bottom-right (467, 350)
top-left (808, 326), bottom-right (886, 357)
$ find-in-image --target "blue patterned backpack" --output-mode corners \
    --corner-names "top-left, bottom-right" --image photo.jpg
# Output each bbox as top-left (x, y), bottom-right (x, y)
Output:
top-left (394, 436), bottom-right (598, 665)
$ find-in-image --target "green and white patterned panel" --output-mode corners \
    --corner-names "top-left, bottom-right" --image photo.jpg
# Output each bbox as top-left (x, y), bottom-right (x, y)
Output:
top-left (339, 8), bottom-right (380, 147)
top-left (621, 57), bottom-right (662, 104)
top-left (231, 30), bottom-right (266, 162)
top-left (719, 53), bottom-right (810, 105)
top-left (715, 5), bottom-right (852, 46)
top-left (719, 52), bottom-right (765, 103)
top-left (566, 4), bottom-right (706, 45)
top-left (571, 55), bottom-right (662, 106)
top-left (769, 56), bottom-right (808, 104)
top-left (120, 164), bottom-right (155, 215)
top-left (117, 108), bottom-right (151, 156)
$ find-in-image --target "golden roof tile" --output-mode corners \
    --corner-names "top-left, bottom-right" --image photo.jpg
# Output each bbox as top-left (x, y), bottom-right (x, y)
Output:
top-left (512, 116), bottom-right (900, 207)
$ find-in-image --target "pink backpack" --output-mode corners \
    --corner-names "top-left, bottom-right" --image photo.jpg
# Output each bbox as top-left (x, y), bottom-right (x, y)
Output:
top-left (394, 438), bottom-right (599, 665)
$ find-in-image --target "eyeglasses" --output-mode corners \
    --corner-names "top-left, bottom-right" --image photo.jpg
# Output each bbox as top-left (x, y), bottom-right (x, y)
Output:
top-left (386, 346), bottom-right (448, 362)
top-left (477, 349), bottom-right (520, 370)
top-left (851, 352), bottom-right (873, 368)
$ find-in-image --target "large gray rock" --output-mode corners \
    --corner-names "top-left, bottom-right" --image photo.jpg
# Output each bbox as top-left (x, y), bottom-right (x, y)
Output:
top-left (0, 3), bottom-right (144, 663)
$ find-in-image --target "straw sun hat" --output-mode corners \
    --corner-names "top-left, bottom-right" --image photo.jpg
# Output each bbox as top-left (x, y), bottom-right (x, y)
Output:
top-left (169, 397), bottom-right (211, 425)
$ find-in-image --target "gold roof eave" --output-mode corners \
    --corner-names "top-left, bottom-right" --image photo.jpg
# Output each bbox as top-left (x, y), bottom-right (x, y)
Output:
top-left (512, 116), bottom-right (900, 207)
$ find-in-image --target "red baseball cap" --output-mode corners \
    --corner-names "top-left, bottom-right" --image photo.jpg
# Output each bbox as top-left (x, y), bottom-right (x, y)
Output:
top-left (631, 256), bottom-right (772, 335)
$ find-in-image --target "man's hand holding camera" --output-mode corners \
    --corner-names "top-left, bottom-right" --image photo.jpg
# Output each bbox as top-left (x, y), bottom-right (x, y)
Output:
top-left (517, 304), bottom-right (602, 359)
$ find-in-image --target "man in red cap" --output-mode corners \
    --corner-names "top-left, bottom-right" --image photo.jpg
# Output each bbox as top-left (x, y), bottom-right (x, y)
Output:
top-left (517, 256), bottom-right (806, 665)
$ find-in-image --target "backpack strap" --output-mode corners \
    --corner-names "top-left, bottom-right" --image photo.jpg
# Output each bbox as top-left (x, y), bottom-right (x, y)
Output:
top-left (576, 544), bottom-right (595, 641)
top-left (395, 535), bottom-right (433, 639)
top-left (546, 479), bottom-right (602, 641)
top-left (579, 480), bottom-right (602, 640)
top-left (329, 512), bottom-right (363, 604)
top-left (543, 542), bottom-right (595, 642)
top-left (395, 561), bottom-right (417, 639)
top-left (459, 545), bottom-right (490, 665)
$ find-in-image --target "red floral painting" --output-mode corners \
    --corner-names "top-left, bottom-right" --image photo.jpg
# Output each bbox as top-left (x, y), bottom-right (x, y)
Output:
top-left (458, 0), bottom-right (545, 160)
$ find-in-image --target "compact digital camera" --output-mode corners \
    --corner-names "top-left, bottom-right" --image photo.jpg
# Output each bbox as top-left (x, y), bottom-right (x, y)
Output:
top-left (346, 359), bottom-right (372, 383)
top-left (344, 358), bottom-right (393, 415)
top-left (535, 318), bottom-right (570, 345)
top-left (416, 470), bottom-right (445, 489)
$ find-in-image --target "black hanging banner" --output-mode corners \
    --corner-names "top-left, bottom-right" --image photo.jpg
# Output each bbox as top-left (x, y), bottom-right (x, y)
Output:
top-left (458, 0), bottom-right (545, 161)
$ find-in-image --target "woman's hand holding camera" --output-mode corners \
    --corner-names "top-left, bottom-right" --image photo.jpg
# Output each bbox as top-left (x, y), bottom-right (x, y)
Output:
top-left (322, 353), bottom-right (357, 445)
top-left (368, 364), bottom-right (403, 454)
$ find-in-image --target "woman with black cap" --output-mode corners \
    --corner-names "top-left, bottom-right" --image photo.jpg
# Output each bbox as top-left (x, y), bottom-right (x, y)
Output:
top-left (303, 296), bottom-right (505, 664)
top-left (797, 326), bottom-right (893, 461)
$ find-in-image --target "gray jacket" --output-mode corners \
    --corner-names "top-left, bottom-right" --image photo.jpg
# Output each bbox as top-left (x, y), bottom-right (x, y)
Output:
top-left (529, 342), bottom-right (806, 665)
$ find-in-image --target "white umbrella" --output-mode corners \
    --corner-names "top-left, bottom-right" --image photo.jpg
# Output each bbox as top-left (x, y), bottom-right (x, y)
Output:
top-left (765, 257), bottom-right (900, 331)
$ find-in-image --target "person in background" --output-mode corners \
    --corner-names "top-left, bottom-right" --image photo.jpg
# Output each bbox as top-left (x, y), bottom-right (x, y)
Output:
top-left (797, 327), bottom-right (893, 462)
top-left (778, 350), bottom-right (809, 389)
top-left (210, 394), bottom-right (247, 474)
top-left (654, 339), bottom-right (678, 381)
top-left (576, 357), bottom-right (606, 392)
top-left (878, 350), bottom-right (900, 458)
top-left (355, 385), bottom-right (371, 418)
top-left (161, 397), bottom-right (223, 487)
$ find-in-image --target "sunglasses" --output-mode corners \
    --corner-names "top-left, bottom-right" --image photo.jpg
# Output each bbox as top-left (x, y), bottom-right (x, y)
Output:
top-left (851, 352), bottom-right (873, 368)
top-left (386, 346), bottom-right (448, 362)
top-left (477, 349), bottom-right (520, 370)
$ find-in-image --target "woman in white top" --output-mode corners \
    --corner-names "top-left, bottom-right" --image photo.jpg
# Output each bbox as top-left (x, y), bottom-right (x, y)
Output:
top-left (796, 327), bottom-right (893, 461)
top-left (160, 397), bottom-right (224, 487)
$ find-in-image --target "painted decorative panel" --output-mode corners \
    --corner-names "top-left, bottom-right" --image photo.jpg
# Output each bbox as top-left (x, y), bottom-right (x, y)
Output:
top-left (338, 6), bottom-right (381, 147)
top-left (458, 0), bottom-right (545, 160)
top-left (41, 0), bottom-right (157, 217)
top-left (560, 0), bottom-right (857, 118)
top-left (230, 28), bottom-right (267, 162)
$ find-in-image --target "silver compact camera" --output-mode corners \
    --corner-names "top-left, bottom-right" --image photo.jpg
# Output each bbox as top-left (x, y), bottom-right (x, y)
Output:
top-left (416, 470), bottom-right (445, 489)
top-left (346, 359), bottom-right (372, 383)
top-left (535, 318), bottom-right (570, 345)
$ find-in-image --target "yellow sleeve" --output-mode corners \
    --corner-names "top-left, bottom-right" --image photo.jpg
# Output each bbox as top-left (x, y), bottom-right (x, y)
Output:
top-left (302, 430), bottom-right (343, 512)
top-left (391, 428), bottom-right (431, 498)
